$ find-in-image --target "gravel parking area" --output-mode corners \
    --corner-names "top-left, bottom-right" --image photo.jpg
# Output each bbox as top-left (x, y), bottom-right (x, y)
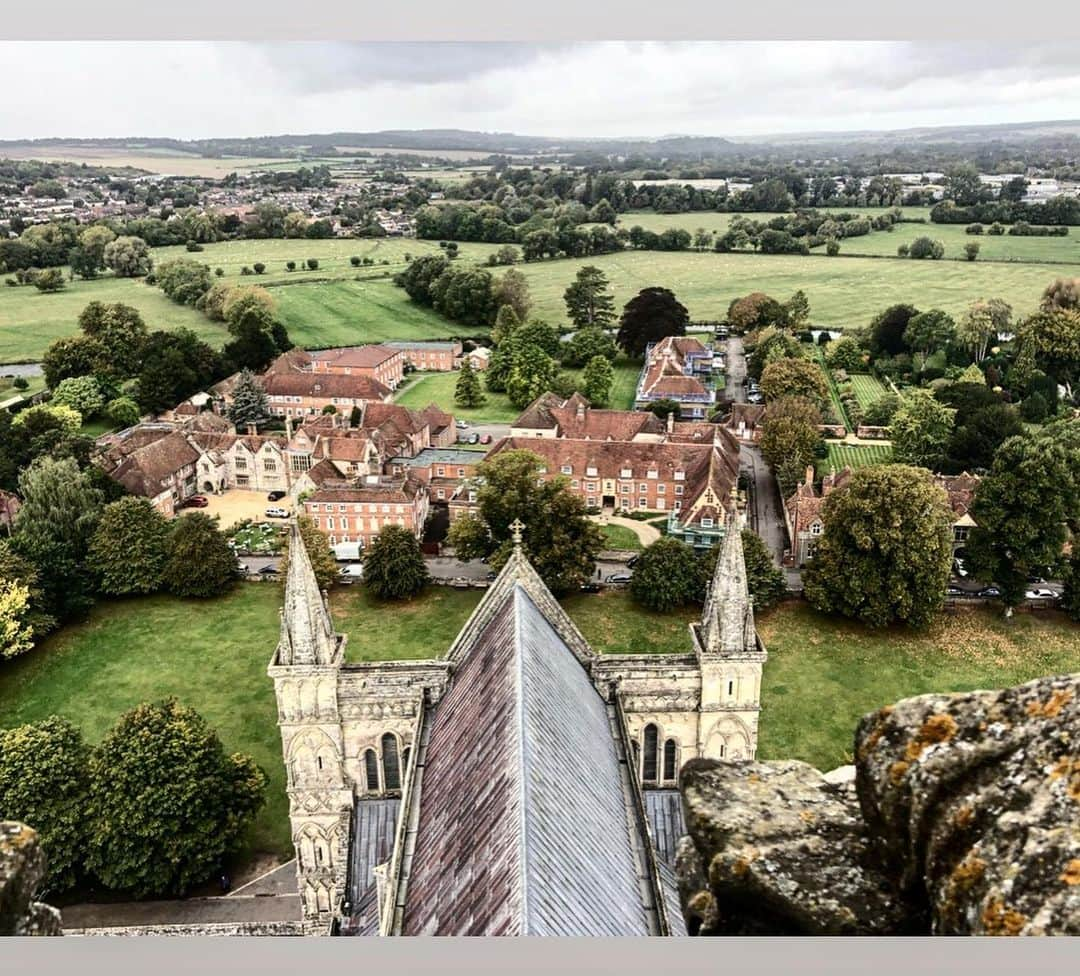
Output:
top-left (180, 489), bottom-right (293, 531)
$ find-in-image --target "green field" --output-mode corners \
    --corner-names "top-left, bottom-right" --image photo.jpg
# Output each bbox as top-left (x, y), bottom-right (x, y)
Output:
top-left (756, 602), bottom-right (1080, 771)
top-left (0, 274), bottom-right (223, 363)
top-left (846, 373), bottom-right (890, 410)
top-left (826, 442), bottom-right (894, 470)
top-left (822, 220), bottom-right (1080, 265)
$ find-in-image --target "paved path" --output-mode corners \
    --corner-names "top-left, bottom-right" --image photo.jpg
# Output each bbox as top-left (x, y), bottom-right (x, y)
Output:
top-left (591, 513), bottom-right (661, 546)
top-left (725, 335), bottom-right (747, 402)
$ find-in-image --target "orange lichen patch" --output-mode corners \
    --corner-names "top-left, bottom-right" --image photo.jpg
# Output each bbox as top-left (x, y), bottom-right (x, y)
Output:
top-left (905, 713), bottom-right (959, 761)
top-left (889, 760), bottom-right (911, 785)
top-left (1061, 860), bottom-right (1080, 886)
top-left (1049, 758), bottom-right (1080, 802)
top-left (950, 855), bottom-right (987, 893)
top-left (731, 856), bottom-right (752, 878)
top-left (747, 773), bottom-right (761, 783)
top-left (798, 809), bottom-right (815, 824)
top-left (1026, 688), bottom-right (1074, 718)
top-left (954, 804), bottom-right (975, 830)
top-left (981, 898), bottom-right (1027, 936)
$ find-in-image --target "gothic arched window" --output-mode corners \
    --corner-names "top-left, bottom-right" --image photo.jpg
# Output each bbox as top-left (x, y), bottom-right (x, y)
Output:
top-left (642, 724), bottom-right (659, 785)
top-left (663, 739), bottom-right (678, 783)
top-left (363, 749), bottom-right (379, 793)
top-left (381, 733), bottom-right (401, 792)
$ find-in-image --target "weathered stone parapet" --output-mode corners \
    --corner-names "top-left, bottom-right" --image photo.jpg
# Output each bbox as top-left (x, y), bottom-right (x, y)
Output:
top-left (677, 674), bottom-right (1080, 937)
top-left (0, 821), bottom-right (63, 936)
top-left (67, 921), bottom-right (305, 937)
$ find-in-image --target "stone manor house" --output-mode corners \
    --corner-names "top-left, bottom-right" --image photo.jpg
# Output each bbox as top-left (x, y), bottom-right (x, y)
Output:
top-left (269, 516), bottom-right (767, 936)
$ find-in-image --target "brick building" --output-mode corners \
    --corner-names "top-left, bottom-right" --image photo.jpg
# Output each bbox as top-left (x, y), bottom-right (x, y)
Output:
top-left (303, 476), bottom-right (430, 548)
top-left (634, 337), bottom-right (717, 420)
top-left (387, 447), bottom-right (483, 503)
top-left (385, 340), bottom-right (462, 372)
top-left (309, 346), bottom-right (406, 390)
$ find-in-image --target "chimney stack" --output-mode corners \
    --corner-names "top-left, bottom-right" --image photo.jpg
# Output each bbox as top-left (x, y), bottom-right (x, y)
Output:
top-left (805, 465), bottom-right (815, 487)
top-left (246, 422), bottom-right (258, 436)
top-left (576, 400), bottom-right (586, 420)
top-left (285, 415), bottom-right (294, 441)
top-left (666, 409), bottom-right (675, 434)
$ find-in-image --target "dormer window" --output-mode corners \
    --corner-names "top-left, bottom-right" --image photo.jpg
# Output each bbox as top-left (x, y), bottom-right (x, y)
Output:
top-left (560, 464), bottom-right (572, 475)
top-left (647, 469), bottom-right (658, 479)
top-left (674, 469), bottom-right (685, 481)
top-left (701, 518), bottom-right (714, 528)
top-left (810, 522), bottom-right (823, 536)
top-left (586, 466), bottom-right (597, 477)
top-left (620, 468), bottom-right (632, 478)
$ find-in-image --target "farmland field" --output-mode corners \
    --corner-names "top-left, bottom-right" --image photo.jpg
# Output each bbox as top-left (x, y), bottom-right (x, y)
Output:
top-left (2, 232), bottom-right (1067, 364)
top-left (846, 373), bottom-right (890, 409)
top-left (826, 442), bottom-right (893, 470)
top-left (0, 144), bottom-right (294, 178)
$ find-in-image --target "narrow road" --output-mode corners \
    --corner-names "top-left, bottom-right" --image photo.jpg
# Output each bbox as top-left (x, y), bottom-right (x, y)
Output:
top-left (725, 335), bottom-right (747, 403)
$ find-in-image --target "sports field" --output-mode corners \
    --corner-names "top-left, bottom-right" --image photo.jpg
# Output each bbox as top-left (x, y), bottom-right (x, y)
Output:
top-left (826, 442), bottom-right (893, 470)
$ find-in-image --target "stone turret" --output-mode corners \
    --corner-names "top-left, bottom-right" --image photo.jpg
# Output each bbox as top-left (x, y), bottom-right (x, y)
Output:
top-left (268, 520), bottom-right (350, 934)
top-left (278, 521), bottom-right (342, 667)
top-left (693, 514), bottom-right (767, 760)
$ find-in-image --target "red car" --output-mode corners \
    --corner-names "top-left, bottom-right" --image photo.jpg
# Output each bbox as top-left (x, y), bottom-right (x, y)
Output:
top-left (182, 495), bottom-right (209, 509)
top-left (480, 434), bottom-right (492, 444)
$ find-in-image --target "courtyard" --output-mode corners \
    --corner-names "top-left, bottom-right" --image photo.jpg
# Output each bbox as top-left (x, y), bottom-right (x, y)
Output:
top-left (180, 488), bottom-right (294, 529)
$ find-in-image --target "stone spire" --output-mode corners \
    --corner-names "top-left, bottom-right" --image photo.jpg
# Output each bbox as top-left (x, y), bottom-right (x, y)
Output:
top-left (700, 511), bottom-right (756, 657)
top-left (278, 520), bottom-right (340, 666)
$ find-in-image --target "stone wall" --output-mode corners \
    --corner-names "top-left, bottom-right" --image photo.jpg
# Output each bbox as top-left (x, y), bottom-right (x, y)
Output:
top-left (0, 821), bottom-right (63, 936)
top-left (676, 674), bottom-right (1080, 936)
top-left (68, 921), bottom-right (306, 937)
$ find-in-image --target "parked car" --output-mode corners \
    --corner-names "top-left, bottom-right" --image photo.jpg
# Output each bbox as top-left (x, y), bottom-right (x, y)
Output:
top-left (605, 573), bottom-right (632, 585)
top-left (259, 565), bottom-right (280, 576)
top-left (267, 490), bottom-right (287, 501)
top-left (181, 495), bottom-right (208, 509)
top-left (486, 570), bottom-right (498, 581)
top-left (977, 586), bottom-right (1002, 599)
top-left (1026, 573), bottom-right (1047, 584)
top-left (580, 582), bottom-right (602, 593)
top-left (468, 433), bottom-right (480, 444)
top-left (946, 585), bottom-right (966, 597)
top-left (236, 562), bottom-right (250, 576)
top-left (1025, 588), bottom-right (1057, 600)
top-left (265, 507), bottom-right (288, 519)
top-left (339, 564), bottom-right (364, 580)
top-left (480, 434), bottom-right (492, 444)
top-left (455, 420), bottom-right (469, 429)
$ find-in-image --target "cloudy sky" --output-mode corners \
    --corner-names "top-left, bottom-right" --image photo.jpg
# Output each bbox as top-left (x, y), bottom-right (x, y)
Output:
top-left (3, 41), bottom-right (1080, 141)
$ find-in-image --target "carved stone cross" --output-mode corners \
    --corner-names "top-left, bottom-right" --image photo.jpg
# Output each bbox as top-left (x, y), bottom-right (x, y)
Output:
top-left (509, 518), bottom-right (526, 548)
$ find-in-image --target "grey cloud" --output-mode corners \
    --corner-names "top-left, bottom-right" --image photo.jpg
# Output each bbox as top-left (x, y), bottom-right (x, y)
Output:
top-left (247, 41), bottom-right (574, 94)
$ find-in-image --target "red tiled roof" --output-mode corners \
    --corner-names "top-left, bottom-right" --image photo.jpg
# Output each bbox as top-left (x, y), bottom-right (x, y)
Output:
top-left (306, 476), bottom-right (424, 505)
top-left (262, 371), bottom-right (391, 401)
top-left (310, 345), bottom-right (400, 369)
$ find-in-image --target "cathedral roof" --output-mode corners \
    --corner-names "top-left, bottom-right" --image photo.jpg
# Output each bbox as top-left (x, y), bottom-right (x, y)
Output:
top-left (390, 543), bottom-right (664, 936)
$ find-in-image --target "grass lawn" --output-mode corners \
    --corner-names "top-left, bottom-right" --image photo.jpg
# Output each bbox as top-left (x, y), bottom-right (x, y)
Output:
top-left (601, 524), bottom-right (644, 551)
top-left (826, 442), bottom-right (893, 470)
top-left (0, 587), bottom-right (291, 860)
top-left (394, 370), bottom-right (519, 423)
top-left (393, 358), bottom-right (642, 424)
top-left (846, 373), bottom-right (890, 410)
top-left (756, 601), bottom-right (1080, 771)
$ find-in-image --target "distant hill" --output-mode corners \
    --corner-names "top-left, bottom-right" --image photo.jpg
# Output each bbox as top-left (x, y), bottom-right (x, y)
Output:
top-left (1, 118), bottom-right (1078, 162)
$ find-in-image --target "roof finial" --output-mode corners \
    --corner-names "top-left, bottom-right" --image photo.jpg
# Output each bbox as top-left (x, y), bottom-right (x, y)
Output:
top-left (509, 517), bottom-right (525, 550)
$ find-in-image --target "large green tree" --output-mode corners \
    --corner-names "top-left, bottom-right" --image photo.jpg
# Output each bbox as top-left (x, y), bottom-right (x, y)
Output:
top-left (966, 421), bottom-right (1080, 609)
top-left (564, 265), bottom-right (615, 330)
top-left (85, 699), bottom-right (266, 898)
top-left (226, 369), bottom-right (270, 429)
top-left (803, 465), bottom-right (954, 629)
top-left (89, 497), bottom-right (170, 596)
top-left (51, 375), bottom-right (105, 418)
top-left (630, 537), bottom-right (701, 612)
top-left (446, 449), bottom-right (604, 594)
top-left (904, 309), bottom-right (956, 370)
top-left (136, 329), bottom-right (221, 415)
top-left (0, 717), bottom-right (92, 891)
top-left (616, 287), bottom-right (689, 358)
top-left (759, 396), bottom-right (823, 491)
top-left (103, 236), bottom-right (152, 278)
top-left (506, 345), bottom-right (558, 409)
top-left (13, 456), bottom-right (103, 623)
top-left (890, 390), bottom-right (955, 471)
top-left (162, 513), bottom-right (238, 599)
top-left (582, 354), bottom-right (614, 407)
top-left (869, 304), bottom-right (920, 358)
top-left (362, 524), bottom-right (429, 600)
top-left (78, 301), bottom-right (149, 379)
top-left (561, 327), bottom-right (618, 368)
top-left (490, 268), bottom-right (532, 323)
top-left (454, 358), bottom-right (486, 409)
top-left (759, 357), bottom-right (828, 405)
